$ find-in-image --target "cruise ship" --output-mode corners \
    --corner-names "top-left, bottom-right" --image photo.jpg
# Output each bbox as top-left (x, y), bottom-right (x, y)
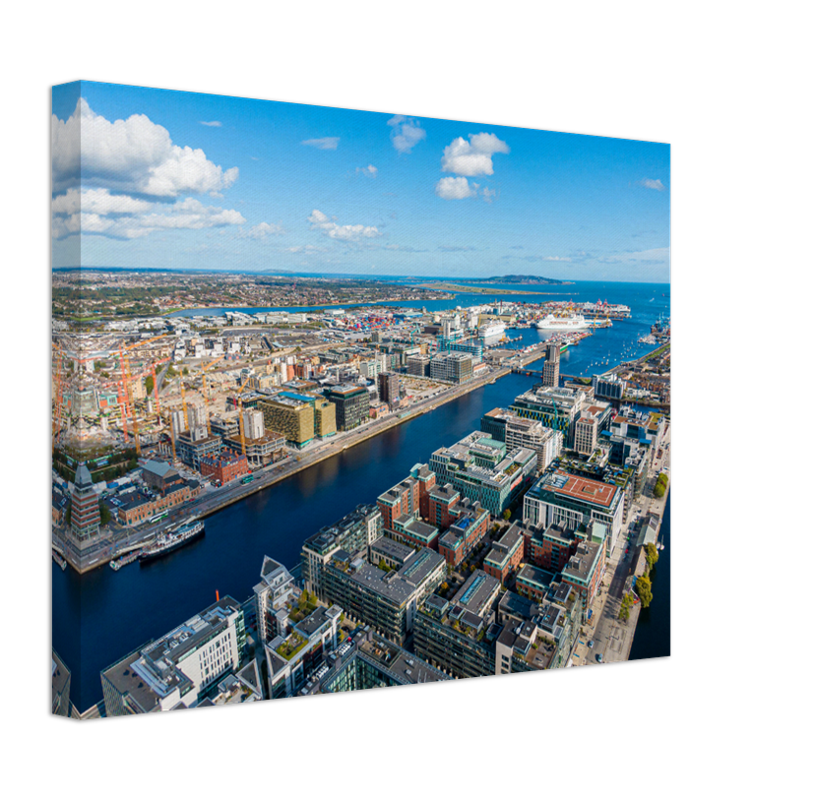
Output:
top-left (139, 520), bottom-right (205, 564)
top-left (478, 321), bottom-right (506, 344)
top-left (533, 314), bottom-right (592, 332)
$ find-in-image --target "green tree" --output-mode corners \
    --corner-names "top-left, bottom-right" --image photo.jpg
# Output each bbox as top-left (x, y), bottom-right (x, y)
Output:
top-left (182, 367), bottom-right (189, 376)
top-left (654, 482), bottom-right (666, 498)
top-left (145, 375), bottom-right (155, 396)
top-left (502, 509), bottom-right (512, 521)
top-left (99, 502), bottom-right (111, 526)
top-left (636, 576), bottom-right (653, 608)
top-left (645, 543), bottom-right (659, 571)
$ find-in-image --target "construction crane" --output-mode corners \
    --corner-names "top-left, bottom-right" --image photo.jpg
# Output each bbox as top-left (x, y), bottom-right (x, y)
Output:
top-left (115, 334), bottom-right (171, 455)
top-left (235, 374), bottom-right (254, 456)
top-left (200, 354), bottom-right (225, 437)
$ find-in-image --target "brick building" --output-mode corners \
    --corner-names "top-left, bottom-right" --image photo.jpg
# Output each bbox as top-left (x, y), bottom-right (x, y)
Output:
top-left (199, 449), bottom-right (250, 484)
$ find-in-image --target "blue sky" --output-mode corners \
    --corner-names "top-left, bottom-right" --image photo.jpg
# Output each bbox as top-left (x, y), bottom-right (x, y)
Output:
top-left (51, 81), bottom-right (670, 282)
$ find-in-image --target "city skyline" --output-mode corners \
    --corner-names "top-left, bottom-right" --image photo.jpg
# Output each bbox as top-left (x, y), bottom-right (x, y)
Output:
top-left (51, 82), bottom-right (670, 282)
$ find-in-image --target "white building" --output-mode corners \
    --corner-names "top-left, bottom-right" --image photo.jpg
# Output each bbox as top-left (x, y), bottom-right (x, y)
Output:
top-left (243, 409), bottom-right (265, 440)
top-left (101, 597), bottom-right (245, 715)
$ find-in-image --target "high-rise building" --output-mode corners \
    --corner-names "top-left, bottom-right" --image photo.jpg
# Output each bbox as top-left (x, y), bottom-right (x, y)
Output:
top-left (430, 352), bottom-right (473, 384)
top-left (70, 463), bottom-right (100, 539)
top-left (378, 372), bottom-right (400, 407)
top-left (542, 342), bottom-right (560, 388)
top-left (243, 409), bottom-right (265, 440)
top-left (257, 395), bottom-right (314, 448)
top-left (324, 384), bottom-right (370, 431)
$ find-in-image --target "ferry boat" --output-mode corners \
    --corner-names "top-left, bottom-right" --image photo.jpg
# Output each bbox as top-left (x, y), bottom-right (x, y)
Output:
top-left (534, 314), bottom-right (591, 332)
top-left (139, 520), bottom-right (205, 564)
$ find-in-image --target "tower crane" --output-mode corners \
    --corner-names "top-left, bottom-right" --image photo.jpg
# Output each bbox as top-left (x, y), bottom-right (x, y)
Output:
top-left (235, 374), bottom-right (254, 457)
top-left (200, 354), bottom-right (225, 437)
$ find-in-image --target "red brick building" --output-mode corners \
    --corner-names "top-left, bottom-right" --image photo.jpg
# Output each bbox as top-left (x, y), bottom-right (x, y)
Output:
top-left (437, 499), bottom-right (490, 567)
top-left (200, 449), bottom-right (250, 484)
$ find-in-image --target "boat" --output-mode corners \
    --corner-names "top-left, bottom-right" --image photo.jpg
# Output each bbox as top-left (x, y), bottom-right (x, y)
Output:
top-left (534, 314), bottom-right (592, 332)
top-left (110, 550), bottom-right (141, 570)
top-left (52, 549), bottom-right (67, 571)
top-left (139, 520), bottom-right (205, 564)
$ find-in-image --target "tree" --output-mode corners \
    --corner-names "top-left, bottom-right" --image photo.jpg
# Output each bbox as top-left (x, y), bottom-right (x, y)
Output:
top-left (502, 509), bottom-right (512, 521)
top-left (644, 543), bottom-right (659, 571)
top-left (145, 375), bottom-right (155, 396)
top-left (99, 502), bottom-right (111, 526)
top-left (653, 482), bottom-right (666, 498)
top-left (635, 576), bottom-right (653, 608)
top-left (182, 367), bottom-right (189, 376)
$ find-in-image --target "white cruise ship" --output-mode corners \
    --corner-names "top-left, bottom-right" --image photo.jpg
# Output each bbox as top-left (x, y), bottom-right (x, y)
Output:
top-left (534, 314), bottom-right (591, 332)
top-left (478, 321), bottom-right (506, 343)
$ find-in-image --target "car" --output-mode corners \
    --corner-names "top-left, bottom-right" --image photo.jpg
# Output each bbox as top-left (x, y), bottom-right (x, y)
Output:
top-left (596, 653), bottom-right (603, 663)
top-left (588, 640), bottom-right (594, 648)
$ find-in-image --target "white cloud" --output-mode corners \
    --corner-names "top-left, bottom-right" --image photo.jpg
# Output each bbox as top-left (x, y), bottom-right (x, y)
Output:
top-left (356, 164), bottom-right (378, 177)
top-left (51, 99), bottom-right (239, 197)
top-left (435, 177), bottom-right (477, 200)
top-left (51, 188), bottom-right (154, 216)
top-left (51, 195), bottom-right (246, 240)
top-left (637, 178), bottom-right (666, 191)
top-left (238, 222), bottom-right (286, 240)
top-left (302, 137), bottom-right (340, 150)
top-left (200, 120), bottom-right (222, 127)
top-left (441, 132), bottom-right (509, 177)
top-left (387, 115), bottom-right (426, 153)
top-left (308, 209), bottom-right (381, 242)
top-left (283, 245), bottom-right (329, 254)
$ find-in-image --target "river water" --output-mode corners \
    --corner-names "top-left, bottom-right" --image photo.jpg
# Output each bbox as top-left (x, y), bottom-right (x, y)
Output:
top-left (54, 280), bottom-right (670, 711)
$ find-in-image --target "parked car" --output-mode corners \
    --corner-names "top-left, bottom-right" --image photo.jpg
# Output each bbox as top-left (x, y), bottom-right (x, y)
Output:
top-left (588, 640), bottom-right (595, 648)
top-left (596, 653), bottom-right (603, 663)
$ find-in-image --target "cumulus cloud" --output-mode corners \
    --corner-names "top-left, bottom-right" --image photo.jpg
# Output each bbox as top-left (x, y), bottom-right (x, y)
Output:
top-left (637, 178), bottom-right (666, 191)
top-left (51, 195), bottom-right (246, 240)
top-left (308, 209), bottom-right (381, 242)
top-left (387, 115), bottom-right (426, 153)
top-left (438, 245), bottom-right (476, 252)
top-left (51, 188), bottom-right (153, 216)
top-left (302, 137), bottom-right (340, 150)
top-left (435, 177), bottom-right (478, 200)
top-left (200, 120), bottom-right (222, 127)
top-left (441, 133), bottom-right (509, 177)
top-left (283, 245), bottom-right (329, 254)
top-left (51, 99), bottom-right (239, 197)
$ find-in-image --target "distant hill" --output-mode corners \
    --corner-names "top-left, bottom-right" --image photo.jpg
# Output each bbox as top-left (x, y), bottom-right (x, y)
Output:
top-left (470, 274), bottom-right (573, 285)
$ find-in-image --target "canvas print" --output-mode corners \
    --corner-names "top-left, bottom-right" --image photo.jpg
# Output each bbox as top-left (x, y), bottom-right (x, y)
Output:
top-left (51, 81), bottom-right (670, 718)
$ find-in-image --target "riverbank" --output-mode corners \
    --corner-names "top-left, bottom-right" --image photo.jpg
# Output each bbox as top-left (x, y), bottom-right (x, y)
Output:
top-left (60, 343), bottom-right (550, 575)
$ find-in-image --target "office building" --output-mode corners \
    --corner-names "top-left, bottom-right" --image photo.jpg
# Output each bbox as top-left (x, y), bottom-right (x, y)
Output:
top-left (428, 431), bottom-right (537, 516)
top-left (257, 395), bottom-right (314, 448)
top-left (52, 651), bottom-right (73, 717)
top-left (175, 428), bottom-right (223, 471)
top-left (301, 505), bottom-right (383, 599)
top-left (430, 352), bottom-right (474, 384)
top-left (542, 342), bottom-right (560, 388)
top-left (320, 547), bottom-right (445, 645)
top-left (481, 408), bottom-right (563, 472)
top-left (574, 402), bottom-right (613, 456)
top-left (523, 466), bottom-right (625, 553)
top-left (378, 372), bottom-right (400, 407)
top-left (199, 449), bottom-right (250, 484)
top-left (407, 354), bottom-right (431, 377)
top-left (413, 570), bottom-right (503, 679)
top-left (510, 385), bottom-right (587, 446)
top-left (243, 409), bottom-right (265, 440)
top-left (101, 597), bottom-right (246, 715)
top-left (324, 384), bottom-right (370, 431)
top-left (319, 629), bottom-right (449, 694)
top-left (592, 373), bottom-right (627, 401)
